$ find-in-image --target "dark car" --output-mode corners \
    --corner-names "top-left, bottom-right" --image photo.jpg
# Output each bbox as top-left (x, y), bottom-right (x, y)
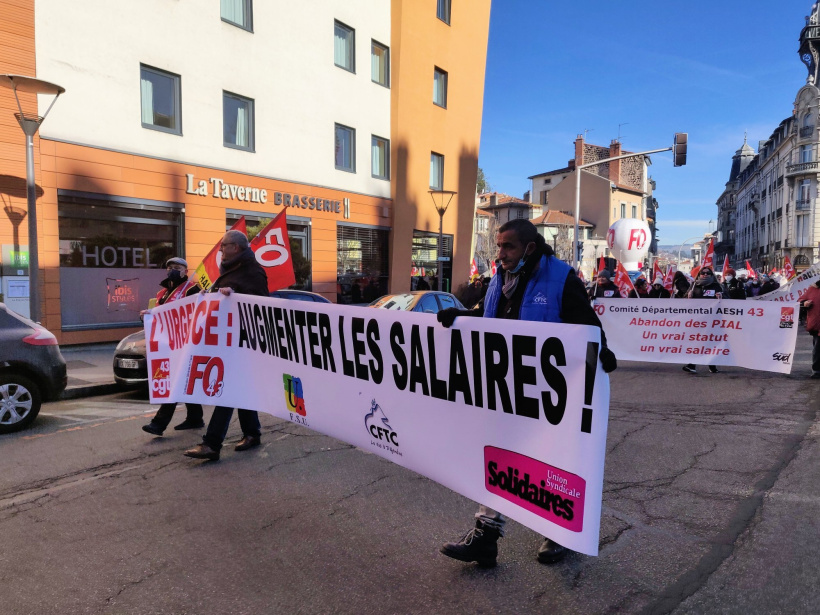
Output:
top-left (369, 291), bottom-right (465, 313)
top-left (0, 303), bottom-right (67, 433)
top-left (114, 290), bottom-right (331, 387)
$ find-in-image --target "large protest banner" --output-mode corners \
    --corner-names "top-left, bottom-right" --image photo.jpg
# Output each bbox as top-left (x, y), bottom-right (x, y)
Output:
top-left (145, 293), bottom-right (611, 555)
top-left (751, 261), bottom-right (820, 303)
top-left (594, 298), bottom-right (799, 373)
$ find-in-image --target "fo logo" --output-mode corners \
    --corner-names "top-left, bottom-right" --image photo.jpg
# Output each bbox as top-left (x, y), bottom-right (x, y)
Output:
top-left (364, 399), bottom-right (399, 448)
top-left (151, 358), bottom-right (171, 398)
top-left (185, 355), bottom-right (225, 397)
top-left (780, 307), bottom-right (795, 329)
top-left (283, 374), bottom-right (306, 416)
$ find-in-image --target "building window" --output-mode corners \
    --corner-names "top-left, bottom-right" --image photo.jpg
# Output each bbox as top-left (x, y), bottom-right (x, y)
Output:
top-left (371, 40), bottom-right (389, 87)
top-left (544, 178), bottom-right (551, 184)
top-left (371, 135), bottom-right (389, 180)
top-left (433, 67), bottom-right (448, 108)
top-left (335, 124), bottom-right (356, 172)
top-left (430, 152), bottom-right (444, 189)
top-left (412, 230), bottom-right (453, 292)
top-left (223, 92), bottom-right (254, 151)
top-left (620, 203), bottom-right (626, 218)
top-left (516, 208), bottom-right (525, 219)
top-left (334, 21), bottom-right (355, 72)
top-left (140, 65), bottom-right (181, 134)
top-left (337, 224), bottom-right (390, 304)
top-left (58, 193), bottom-right (182, 330)
top-left (800, 144), bottom-right (813, 163)
top-left (540, 190), bottom-right (547, 205)
top-left (436, 0), bottom-right (451, 24)
top-left (221, 0), bottom-right (252, 31)
top-left (631, 205), bottom-right (637, 218)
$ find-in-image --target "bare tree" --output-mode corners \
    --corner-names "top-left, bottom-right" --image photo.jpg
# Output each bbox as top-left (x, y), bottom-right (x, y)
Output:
top-left (474, 215), bottom-right (500, 273)
top-left (549, 223), bottom-right (574, 263)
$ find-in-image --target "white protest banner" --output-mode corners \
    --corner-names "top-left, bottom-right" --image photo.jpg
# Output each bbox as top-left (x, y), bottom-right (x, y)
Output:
top-left (594, 298), bottom-right (799, 373)
top-left (144, 293), bottom-right (611, 555)
top-left (751, 261), bottom-right (820, 303)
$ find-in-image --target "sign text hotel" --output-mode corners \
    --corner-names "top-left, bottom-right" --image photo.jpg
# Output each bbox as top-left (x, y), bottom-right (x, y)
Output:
top-left (186, 174), bottom-right (341, 214)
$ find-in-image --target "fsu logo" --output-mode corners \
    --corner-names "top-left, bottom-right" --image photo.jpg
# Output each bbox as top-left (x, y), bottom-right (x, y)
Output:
top-left (283, 374), bottom-right (306, 416)
top-left (780, 307), bottom-right (794, 329)
top-left (151, 358), bottom-right (171, 398)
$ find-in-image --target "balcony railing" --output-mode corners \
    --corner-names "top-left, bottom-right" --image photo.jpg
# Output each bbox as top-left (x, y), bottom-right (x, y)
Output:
top-left (801, 126), bottom-right (815, 138)
top-left (786, 161), bottom-right (820, 176)
top-left (796, 198), bottom-right (813, 211)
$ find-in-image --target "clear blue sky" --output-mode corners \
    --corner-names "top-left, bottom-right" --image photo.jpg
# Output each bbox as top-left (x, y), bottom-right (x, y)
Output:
top-left (479, 0), bottom-right (813, 245)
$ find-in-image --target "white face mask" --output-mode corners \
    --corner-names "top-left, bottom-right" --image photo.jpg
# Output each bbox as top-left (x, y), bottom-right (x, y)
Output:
top-left (725, 275), bottom-right (734, 282)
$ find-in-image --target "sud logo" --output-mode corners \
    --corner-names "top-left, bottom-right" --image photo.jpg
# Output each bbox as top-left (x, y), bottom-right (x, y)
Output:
top-left (364, 399), bottom-right (401, 456)
top-left (151, 358), bottom-right (171, 398)
top-left (283, 374), bottom-right (306, 417)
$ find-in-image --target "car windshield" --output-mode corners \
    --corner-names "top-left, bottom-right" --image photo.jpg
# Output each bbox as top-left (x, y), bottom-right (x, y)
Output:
top-left (370, 294), bottom-right (415, 310)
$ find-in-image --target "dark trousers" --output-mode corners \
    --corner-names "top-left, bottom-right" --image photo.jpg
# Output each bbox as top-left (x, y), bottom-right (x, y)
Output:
top-left (812, 332), bottom-right (820, 374)
top-left (150, 403), bottom-right (203, 430)
top-left (202, 406), bottom-right (261, 450)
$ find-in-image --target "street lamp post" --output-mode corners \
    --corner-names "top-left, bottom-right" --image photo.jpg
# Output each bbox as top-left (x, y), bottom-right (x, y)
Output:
top-left (0, 75), bottom-right (64, 323)
top-left (428, 190), bottom-right (457, 292)
top-left (677, 233), bottom-right (713, 270)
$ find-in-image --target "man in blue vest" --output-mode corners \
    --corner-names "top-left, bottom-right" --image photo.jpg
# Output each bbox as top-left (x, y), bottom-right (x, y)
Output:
top-left (436, 218), bottom-right (617, 567)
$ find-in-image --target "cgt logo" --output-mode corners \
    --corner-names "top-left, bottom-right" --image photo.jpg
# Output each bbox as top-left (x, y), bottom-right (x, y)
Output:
top-left (151, 358), bottom-right (171, 398)
top-left (780, 307), bottom-right (795, 329)
top-left (283, 374), bottom-right (306, 416)
top-left (365, 399), bottom-right (400, 452)
top-left (185, 355), bottom-right (225, 397)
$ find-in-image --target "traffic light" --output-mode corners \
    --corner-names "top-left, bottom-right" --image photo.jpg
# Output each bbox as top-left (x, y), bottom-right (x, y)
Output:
top-left (673, 133), bottom-right (687, 167)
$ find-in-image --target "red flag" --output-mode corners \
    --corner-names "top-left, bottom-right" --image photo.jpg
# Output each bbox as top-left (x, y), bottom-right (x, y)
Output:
top-left (470, 258), bottom-right (478, 278)
top-left (577, 269), bottom-right (586, 283)
top-left (770, 267), bottom-right (779, 276)
top-left (721, 254), bottom-right (730, 278)
top-left (652, 261), bottom-right (663, 283)
top-left (701, 238), bottom-right (715, 270)
top-left (745, 261), bottom-right (757, 280)
top-left (663, 264), bottom-right (676, 292)
top-left (613, 262), bottom-right (635, 298)
top-left (491, 260), bottom-right (497, 276)
top-left (249, 209), bottom-right (296, 292)
top-left (690, 265), bottom-right (701, 279)
top-left (598, 256), bottom-right (606, 273)
top-left (195, 217), bottom-right (247, 290)
top-left (782, 256), bottom-right (796, 281)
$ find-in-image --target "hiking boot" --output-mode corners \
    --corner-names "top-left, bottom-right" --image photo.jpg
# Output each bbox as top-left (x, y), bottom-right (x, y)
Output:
top-left (537, 538), bottom-right (568, 564)
top-left (440, 520), bottom-right (500, 567)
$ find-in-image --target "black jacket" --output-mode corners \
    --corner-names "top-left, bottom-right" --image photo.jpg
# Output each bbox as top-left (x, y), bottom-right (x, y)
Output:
top-left (594, 281), bottom-right (622, 299)
top-left (210, 247), bottom-right (269, 297)
top-left (690, 281), bottom-right (723, 299)
top-left (723, 279), bottom-right (746, 300)
top-left (648, 286), bottom-right (671, 299)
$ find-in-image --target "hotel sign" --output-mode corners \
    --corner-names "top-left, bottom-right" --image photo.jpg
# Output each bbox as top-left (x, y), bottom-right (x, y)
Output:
top-left (186, 173), bottom-right (342, 214)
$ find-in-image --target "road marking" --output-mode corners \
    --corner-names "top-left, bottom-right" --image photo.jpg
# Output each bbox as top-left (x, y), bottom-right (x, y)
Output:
top-left (22, 414), bottom-right (149, 441)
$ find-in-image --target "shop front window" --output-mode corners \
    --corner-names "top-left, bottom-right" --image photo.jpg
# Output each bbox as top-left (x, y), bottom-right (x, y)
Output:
top-left (411, 230), bottom-right (453, 292)
top-left (337, 224), bottom-right (389, 304)
top-left (58, 193), bottom-right (182, 330)
top-left (227, 213), bottom-right (312, 290)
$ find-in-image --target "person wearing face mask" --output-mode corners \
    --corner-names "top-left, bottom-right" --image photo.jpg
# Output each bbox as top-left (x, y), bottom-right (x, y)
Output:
top-left (649, 275), bottom-right (671, 298)
top-left (722, 268), bottom-right (746, 300)
top-left (747, 276), bottom-right (763, 297)
top-left (141, 257), bottom-right (205, 435)
top-left (760, 274), bottom-right (780, 296)
top-left (683, 267), bottom-right (723, 374)
top-left (435, 219), bottom-right (617, 567)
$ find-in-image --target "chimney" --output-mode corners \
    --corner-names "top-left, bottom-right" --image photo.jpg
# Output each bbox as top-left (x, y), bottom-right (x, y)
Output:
top-left (523, 190), bottom-right (530, 202)
top-left (490, 193), bottom-right (497, 207)
top-left (609, 139), bottom-right (622, 185)
top-left (574, 134), bottom-right (584, 167)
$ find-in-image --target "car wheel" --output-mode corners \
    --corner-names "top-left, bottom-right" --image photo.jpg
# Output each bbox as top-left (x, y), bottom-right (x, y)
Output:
top-left (0, 374), bottom-right (42, 434)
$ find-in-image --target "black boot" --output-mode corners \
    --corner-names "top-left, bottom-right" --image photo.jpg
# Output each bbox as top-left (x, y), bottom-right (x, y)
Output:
top-left (440, 520), bottom-right (500, 567)
top-left (537, 538), bottom-right (568, 564)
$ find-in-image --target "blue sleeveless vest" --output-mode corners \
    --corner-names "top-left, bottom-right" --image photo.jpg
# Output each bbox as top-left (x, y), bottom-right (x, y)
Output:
top-left (483, 254), bottom-right (570, 323)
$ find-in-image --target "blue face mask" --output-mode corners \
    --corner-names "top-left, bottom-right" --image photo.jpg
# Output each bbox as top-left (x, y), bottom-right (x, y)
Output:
top-left (509, 246), bottom-right (535, 274)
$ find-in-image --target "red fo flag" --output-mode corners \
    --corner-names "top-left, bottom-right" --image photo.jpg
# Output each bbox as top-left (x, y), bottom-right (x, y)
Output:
top-left (195, 217), bottom-right (247, 290)
top-left (249, 209), bottom-right (296, 292)
top-left (745, 261), bottom-right (757, 280)
top-left (782, 255), bottom-right (796, 281)
top-left (701, 237), bottom-right (715, 270)
top-left (613, 262), bottom-right (635, 298)
top-left (663, 263), bottom-right (676, 292)
top-left (470, 258), bottom-right (478, 278)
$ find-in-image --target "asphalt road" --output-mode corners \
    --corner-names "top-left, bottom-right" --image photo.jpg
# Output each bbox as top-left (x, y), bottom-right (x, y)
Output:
top-left (1, 333), bottom-right (818, 615)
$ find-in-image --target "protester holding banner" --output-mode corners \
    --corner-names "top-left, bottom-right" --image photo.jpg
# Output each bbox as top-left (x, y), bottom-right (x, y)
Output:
top-left (436, 218), bottom-right (617, 567)
top-left (184, 230), bottom-right (269, 461)
top-left (593, 270), bottom-right (622, 299)
top-left (628, 278), bottom-right (650, 298)
top-left (648, 275), bottom-right (671, 299)
top-left (722, 268), bottom-right (746, 300)
top-left (683, 267), bottom-right (722, 374)
top-left (142, 257), bottom-right (205, 435)
top-left (799, 279), bottom-right (820, 378)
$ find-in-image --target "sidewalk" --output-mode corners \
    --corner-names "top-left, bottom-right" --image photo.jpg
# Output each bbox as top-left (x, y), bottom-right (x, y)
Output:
top-left (61, 343), bottom-right (122, 400)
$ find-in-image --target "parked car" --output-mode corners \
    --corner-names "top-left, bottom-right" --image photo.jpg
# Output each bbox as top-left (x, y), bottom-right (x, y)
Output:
top-left (0, 303), bottom-right (67, 433)
top-left (113, 289), bottom-right (331, 387)
top-left (369, 291), bottom-right (465, 313)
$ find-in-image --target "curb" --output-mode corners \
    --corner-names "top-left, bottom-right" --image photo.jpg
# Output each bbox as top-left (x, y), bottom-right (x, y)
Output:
top-left (60, 383), bottom-right (123, 401)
